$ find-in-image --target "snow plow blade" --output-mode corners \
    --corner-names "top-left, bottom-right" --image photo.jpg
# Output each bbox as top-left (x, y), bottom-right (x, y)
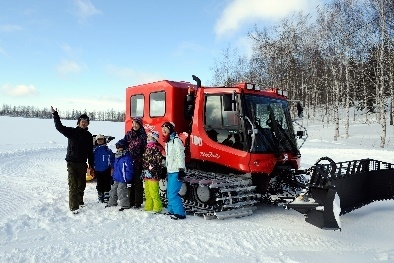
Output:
top-left (288, 158), bottom-right (394, 230)
top-left (287, 186), bottom-right (341, 230)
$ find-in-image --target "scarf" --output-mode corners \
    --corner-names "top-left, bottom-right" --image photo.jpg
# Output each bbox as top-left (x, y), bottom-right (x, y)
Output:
top-left (163, 132), bottom-right (176, 143)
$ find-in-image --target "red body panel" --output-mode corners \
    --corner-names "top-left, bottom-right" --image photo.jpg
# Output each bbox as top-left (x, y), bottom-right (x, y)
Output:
top-left (125, 80), bottom-right (191, 135)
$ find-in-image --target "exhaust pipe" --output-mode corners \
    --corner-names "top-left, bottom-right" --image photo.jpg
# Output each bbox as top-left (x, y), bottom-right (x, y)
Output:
top-left (192, 75), bottom-right (201, 88)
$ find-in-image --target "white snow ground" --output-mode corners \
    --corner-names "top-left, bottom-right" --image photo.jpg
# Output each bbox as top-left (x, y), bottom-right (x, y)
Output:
top-left (1, 116), bottom-right (394, 263)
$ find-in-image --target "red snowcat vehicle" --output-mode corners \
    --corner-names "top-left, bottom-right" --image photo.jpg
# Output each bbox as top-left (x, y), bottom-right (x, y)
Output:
top-left (125, 75), bottom-right (394, 230)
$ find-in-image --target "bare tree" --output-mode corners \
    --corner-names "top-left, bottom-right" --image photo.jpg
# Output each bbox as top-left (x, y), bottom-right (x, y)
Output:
top-left (209, 0), bottom-right (394, 145)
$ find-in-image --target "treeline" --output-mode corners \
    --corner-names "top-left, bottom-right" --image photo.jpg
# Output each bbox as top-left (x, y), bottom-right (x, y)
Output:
top-left (211, 0), bottom-right (394, 147)
top-left (0, 104), bottom-right (125, 122)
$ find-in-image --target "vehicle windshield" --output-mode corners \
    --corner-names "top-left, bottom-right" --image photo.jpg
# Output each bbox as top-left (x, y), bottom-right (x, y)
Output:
top-left (243, 94), bottom-right (298, 154)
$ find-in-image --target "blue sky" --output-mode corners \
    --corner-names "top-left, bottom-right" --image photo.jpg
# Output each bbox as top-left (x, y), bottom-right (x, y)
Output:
top-left (0, 0), bottom-right (321, 112)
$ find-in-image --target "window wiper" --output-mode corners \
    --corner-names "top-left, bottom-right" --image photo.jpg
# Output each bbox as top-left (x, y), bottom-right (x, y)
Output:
top-left (252, 119), bottom-right (281, 156)
top-left (267, 107), bottom-right (299, 155)
top-left (245, 116), bottom-right (276, 154)
top-left (279, 126), bottom-right (300, 155)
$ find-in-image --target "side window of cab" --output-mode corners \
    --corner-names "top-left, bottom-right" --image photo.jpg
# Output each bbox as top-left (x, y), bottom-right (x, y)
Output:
top-left (130, 94), bottom-right (144, 117)
top-left (204, 94), bottom-right (243, 150)
top-left (150, 91), bottom-right (165, 117)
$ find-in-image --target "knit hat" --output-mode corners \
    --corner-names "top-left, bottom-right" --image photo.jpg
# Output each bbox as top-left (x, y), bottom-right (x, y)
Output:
top-left (115, 139), bottom-right (126, 149)
top-left (161, 121), bottom-right (175, 134)
top-left (96, 134), bottom-right (105, 140)
top-left (132, 117), bottom-right (143, 127)
top-left (148, 131), bottom-right (160, 141)
top-left (77, 113), bottom-right (90, 125)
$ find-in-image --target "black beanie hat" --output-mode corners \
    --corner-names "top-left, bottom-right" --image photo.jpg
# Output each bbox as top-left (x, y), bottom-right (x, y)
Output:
top-left (115, 139), bottom-right (126, 149)
top-left (161, 121), bottom-right (175, 134)
top-left (77, 113), bottom-right (90, 125)
top-left (132, 117), bottom-right (143, 127)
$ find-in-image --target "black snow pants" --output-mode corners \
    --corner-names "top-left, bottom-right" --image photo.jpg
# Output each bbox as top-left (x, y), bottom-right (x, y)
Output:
top-left (67, 162), bottom-right (87, 211)
top-left (128, 167), bottom-right (143, 207)
top-left (95, 168), bottom-right (112, 193)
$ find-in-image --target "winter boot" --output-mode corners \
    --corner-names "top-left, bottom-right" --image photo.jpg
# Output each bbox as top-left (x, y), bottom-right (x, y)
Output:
top-left (98, 192), bottom-right (104, 203)
top-left (170, 214), bottom-right (186, 220)
top-left (103, 192), bottom-right (110, 203)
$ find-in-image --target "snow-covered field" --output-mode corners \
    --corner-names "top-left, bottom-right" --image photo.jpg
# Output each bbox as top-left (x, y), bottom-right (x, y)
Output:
top-left (1, 116), bottom-right (393, 263)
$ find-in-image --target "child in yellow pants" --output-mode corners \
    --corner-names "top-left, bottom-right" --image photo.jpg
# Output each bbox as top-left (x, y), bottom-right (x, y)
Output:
top-left (142, 131), bottom-right (165, 213)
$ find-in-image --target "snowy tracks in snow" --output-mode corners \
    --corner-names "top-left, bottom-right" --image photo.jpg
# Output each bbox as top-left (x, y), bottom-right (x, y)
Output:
top-left (0, 148), bottom-right (65, 222)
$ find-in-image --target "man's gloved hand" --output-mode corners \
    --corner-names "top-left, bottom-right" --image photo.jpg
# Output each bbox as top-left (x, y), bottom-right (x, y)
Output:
top-left (51, 106), bottom-right (58, 115)
top-left (178, 169), bottom-right (186, 179)
top-left (126, 183), bottom-right (132, 188)
top-left (159, 166), bottom-right (167, 180)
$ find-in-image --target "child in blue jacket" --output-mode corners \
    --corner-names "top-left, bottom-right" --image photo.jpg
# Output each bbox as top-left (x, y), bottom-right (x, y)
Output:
top-left (106, 139), bottom-right (134, 211)
top-left (94, 134), bottom-right (115, 203)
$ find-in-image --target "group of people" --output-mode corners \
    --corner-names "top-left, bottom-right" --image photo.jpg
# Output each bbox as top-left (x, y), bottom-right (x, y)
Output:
top-left (51, 106), bottom-right (187, 220)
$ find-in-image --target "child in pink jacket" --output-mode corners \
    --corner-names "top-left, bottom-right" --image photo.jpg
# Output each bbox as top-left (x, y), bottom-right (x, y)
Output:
top-left (142, 131), bottom-right (165, 213)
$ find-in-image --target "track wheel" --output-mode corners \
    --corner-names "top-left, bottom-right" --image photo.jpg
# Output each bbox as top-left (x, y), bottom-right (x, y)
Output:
top-left (179, 182), bottom-right (188, 197)
top-left (195, 185), bottom-right (211, 204)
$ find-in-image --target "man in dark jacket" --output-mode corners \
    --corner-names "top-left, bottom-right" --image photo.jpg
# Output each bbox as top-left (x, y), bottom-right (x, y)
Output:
top-left (51, 106), bottom-right (94, 214)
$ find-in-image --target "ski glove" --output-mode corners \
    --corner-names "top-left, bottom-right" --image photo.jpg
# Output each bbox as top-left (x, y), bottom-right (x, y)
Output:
top-left (159, 167), bottom-right (167, 180)
top-left (126, 183), bottom-right (132, 188)
top-left (178, 170), bottom-right (186, 179)
top-left (143, 170), bottom-right (152, 179)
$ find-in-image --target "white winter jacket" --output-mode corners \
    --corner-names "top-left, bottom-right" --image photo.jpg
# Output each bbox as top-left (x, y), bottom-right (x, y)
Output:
top-left (165, 135), bottom-right (185, 173)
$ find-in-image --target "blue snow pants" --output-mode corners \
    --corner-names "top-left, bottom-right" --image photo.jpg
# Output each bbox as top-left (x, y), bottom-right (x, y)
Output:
top-left (166, 172), bottom-right (186, 217)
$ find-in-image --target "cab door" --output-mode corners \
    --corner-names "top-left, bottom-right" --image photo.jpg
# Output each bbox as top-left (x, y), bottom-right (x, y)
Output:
top-left (190, 89), bottom-right (251, 172)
